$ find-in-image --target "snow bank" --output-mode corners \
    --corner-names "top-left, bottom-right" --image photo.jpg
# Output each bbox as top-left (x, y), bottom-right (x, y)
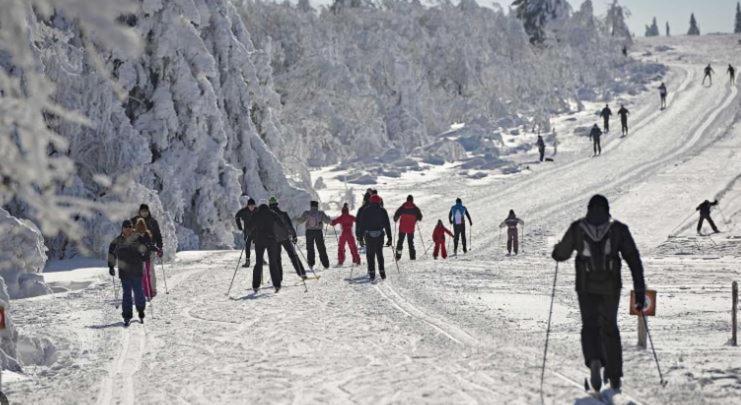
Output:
top-left (0, 278), bottom-right (21, 371)
top-left (0, 209), bottom-right (50, 299)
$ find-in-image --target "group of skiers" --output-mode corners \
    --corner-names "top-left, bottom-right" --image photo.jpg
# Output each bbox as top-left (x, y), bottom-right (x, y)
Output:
top-left (702, 63), bottom-right (736, 86)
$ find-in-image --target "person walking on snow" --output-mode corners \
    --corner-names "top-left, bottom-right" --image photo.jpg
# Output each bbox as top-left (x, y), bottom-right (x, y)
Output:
top-left (551, 195), bottom-right (647, 393)
top-left (728, 64), bottom-right (736, 85)
top-left (658, 82), bottom-right (668, 110)
top-left (702, 64), bottom-right (714, 86)
top-left (134, 218), bottom-right (161, 301)
top-left (331, 203), bottom-right (361, 266)
top-left (269, 197), bottom-right (307, 279)
top-left (131, 204), bottom-right (163, 254)
top-left (432, 220), bottom-right (454, 260)
top-left (297, 201), bottom-right (331, 270)
top-left (448, 198), bottom-right (473, 255)
top-left (590, 124), bottom-right (603, 156)
top-left (536, 134), bottom-right (546, 162)
top-left (696, 199), bottom-right (720, 235)
top-left (600, 104), bottom-right (612, 133)
top-left (393, 195), bottom-right (423, 260)
top-left (356, 194), bottom-right (392, 281)
top-left (247, 201), bottom-right (288, 293)
top-left (108, 220), bottom-right (155, 326)
top-left (617, 105), bottom-right (629, 137)
top-left (499, 210), bottom-right (524, 255)
top-left (235, 198), bottom-right (257, 268)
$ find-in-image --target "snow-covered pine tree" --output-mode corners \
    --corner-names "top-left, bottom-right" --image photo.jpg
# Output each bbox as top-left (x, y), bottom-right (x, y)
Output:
top-left (512, 0), bottom-right (550, 44)
top-left (735, 2), bottom-right (741, 33)
top-left (645, 17), bottom-right (659, 37)
top-left (688, 13), bottom-right (700, 35)
top-left (666, 22), bottom-right (671, 36)
top-left (605, 0), bottom-right (632, 44)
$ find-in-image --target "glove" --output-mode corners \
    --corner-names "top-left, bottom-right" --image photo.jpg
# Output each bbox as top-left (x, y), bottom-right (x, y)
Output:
top-left (109, 266), bottom-right (115, 276)
top-left (634, 292), bottom-right (647, 312)
top-left (385, 239), bottom-right (392, 247)
top-left (292, 236), bottom-right (298, 244)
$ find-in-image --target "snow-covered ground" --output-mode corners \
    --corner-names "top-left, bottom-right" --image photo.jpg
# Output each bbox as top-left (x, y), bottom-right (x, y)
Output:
top-left (6, 35), bottom-right (741, 404)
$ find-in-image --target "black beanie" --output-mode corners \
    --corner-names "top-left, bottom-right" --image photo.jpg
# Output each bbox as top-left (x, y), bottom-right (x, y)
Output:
top-left (310, 200), bottom-right (319, 207)
top-left (139, 204), bottom-right (150, 212)
top-left (247, 198), bottom-right (256, 206)
top-left (407, 195), bottom-right (413, 202)
top-left (122, 219), bottom-right (133, 229)
top-left (588, 194), bottom-right (610, 213)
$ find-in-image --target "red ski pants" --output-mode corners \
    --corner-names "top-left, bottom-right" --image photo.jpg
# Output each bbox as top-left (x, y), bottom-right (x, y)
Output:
top-left (338, 233), bottom-right (361, 265)
top-left (433, 241), bottom-right (447, 259)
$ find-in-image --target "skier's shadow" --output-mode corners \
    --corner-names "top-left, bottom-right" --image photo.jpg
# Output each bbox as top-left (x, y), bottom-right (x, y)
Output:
top-left (86, 322), bottom-right (125, 329)
top-left (344, 276), bottom-right (371, 285)
top-left (229, 292), bottom-right (271, 300)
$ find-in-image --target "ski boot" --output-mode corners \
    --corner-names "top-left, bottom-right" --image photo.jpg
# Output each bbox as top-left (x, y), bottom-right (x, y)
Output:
top-left (274, 286), bottom-right (281, 293)
top-left (609, 376), bottom-right (621, 392)
top-left (138, 310), bottom-right (145, 324)
top-left (242, 257), bottom-right (251, 268)
top-left (589, 359), bottom-right (602, 392)
top-left (380, 271), bottom-right (386, 280)
top-left (123, 318), bottom-right (131, 327)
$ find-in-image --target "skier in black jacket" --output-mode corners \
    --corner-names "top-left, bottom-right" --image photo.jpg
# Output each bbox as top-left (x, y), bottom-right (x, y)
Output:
top-left (246, 202), bottom-right (288, 293)
top-left (131, 204), bottom-right (163, 251)
top-left (536, 134), bottom-right (546, 162)
top-left (617, 105), bottom-right (629, 136)
top-left (551, 195), bottom-right (647, 393)
top-left (357, 194), bottom-right (392, 281)
top-left (600, 104), bottom-right (612, 133)
top-left (696, 199), bottom-right (720, 235)
top-left (702, 64), bottom-right (714, 86)
top-left (235, 198), bottom-right (257, 268)
top-left (728, 64), bottom-right (736, 85)
top-left (108, 220), bottom-right (156, 326)
top-left (269, 197), bottom-right (307, 279)
top-left (590, 124), bottom-right (603, 156)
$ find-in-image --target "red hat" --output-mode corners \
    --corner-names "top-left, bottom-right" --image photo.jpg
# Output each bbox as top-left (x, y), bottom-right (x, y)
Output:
top-left (370, 194), bottom-right (382, 204)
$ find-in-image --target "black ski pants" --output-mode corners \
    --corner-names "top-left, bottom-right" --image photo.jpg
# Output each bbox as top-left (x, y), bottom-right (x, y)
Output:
top-left (538, 146), bottom-right (545, 162)
top-left (697, 214), bottom-right (719, 233)
top-left (306, 229), bottom-right (329, 269)
top-left (603, 117), bottom-right (609, 133)
top-left (280, 241), bottom-right (306, 277)
top-left (253, 241), bottom-right (282, 290)
top-left (621, 118), bottom-right (628, 135)
top-left (365, 234), bottom-right (385, 278)
top-left (593, 137), bottom-right (601, 155)
top-left (243, 232), bottom-right (253, 259)
top-left (453, 223), bottom-right (467, 253)
top-left (396, 232), bottom-right (416, 260)
top-left (578, 292), bottom-right (623, 380)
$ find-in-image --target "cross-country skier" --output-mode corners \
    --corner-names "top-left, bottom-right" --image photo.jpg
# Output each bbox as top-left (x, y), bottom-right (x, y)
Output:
top-left (621, 45), bottom-right (627, 57)
top-left (432, 220), bottom-right (454, 260)
top-left (728, 64), bottom-right (736, 85)
top-left (108, 220), bottom-right (156, 326)
top-left (356, 194), bottom-right (392, 281)
top-left (297, 201), bottom-right (331, 271)
top-left (658, 82), bottom-right (668, 110)
top-left (247, 201), bottom-right (288, 293)
top-left (590, 124), bottom-right (603, 156)
top-left (536, 134), bottom-right (546, 162)
top-left (393, 195), bottom-right (423, 261)
top-left (448, 198), bottom-right (473, 255)
top-left (600, 104), bottom-right (612, 133)
top-left (235, 198), bottom-right (257, 268)
top-left (131, 204), bottom-right (163, 254)
top-left (134, 218), bottom-right (161, 301)
top-left (355, 191), bottom-right (372, 251)
top-left (331, 203), bottom-right (361, 266)
top-left (499, 210), bottom-right (524, 255)
top-left (551, 195), bottom-right (647, 393)
top-left (696, 199), bottom-right (720, 235)
top-left (702, 64), bottom-right (714, 86)
top-left (617, 105), bottom-right (629, 137)
top-left (269, 197), bottom-right (307, 279)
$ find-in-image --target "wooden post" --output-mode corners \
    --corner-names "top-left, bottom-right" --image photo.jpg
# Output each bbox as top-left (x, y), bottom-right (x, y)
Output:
top-left (733, 281), bottom-right (738, 347)
top-left (638, 316), bottom-right (647, 349)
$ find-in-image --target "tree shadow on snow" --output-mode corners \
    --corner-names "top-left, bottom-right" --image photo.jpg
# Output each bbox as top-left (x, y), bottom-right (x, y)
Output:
top-left (86, 321), bottom-right (125, 329)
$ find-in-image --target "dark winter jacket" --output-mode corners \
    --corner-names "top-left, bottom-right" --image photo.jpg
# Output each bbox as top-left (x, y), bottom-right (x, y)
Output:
top-left (552, 218), bottom-right (646, 299)
top-left (449, 203), bottom-right (472, 226)
top-left (331, 206), bottom-right (356, 236)
top-left (248, 204), bottom-right (288, 244)
top-left (235, 206), bottom-right (255, 236)
top-left (658, 84), bottom-right (667, 96)
top-left (537, 136), bottom-right (545, 151)
top-left (357, 201), bottom-right (392, 241)
top-left (131, 215), bottom-right (163, 249)
top-left (600, 107), bottom-right (612, 119)
top-left (696, 200), bottom-right (718, 217)
top-left (704, 65), bottom-right (714, 75)
top-left (270, 204), bottom-right (296, 242)
top-left (355, 201), bottom-right (369, 239)
top-left (590, 126), bottom-right (603, 139)
top-left (298, 207), bottom-right (331, 231)
top-left (394, 202), bottom-right (423, 234)
top-left (618, 107), bottom-right (629, 121)
top-left (108, 234), bottom-right (153, 279)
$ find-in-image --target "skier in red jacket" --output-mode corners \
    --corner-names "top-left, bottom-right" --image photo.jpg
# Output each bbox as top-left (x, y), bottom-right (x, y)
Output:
top-left (331, 203), bottom-right (361, 266)
top-left (393, 195), bottom-right (423, 260)
top-left (432, 220), bottom-right (454, 259)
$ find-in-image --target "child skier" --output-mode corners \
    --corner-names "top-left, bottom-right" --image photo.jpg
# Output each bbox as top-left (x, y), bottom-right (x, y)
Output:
top-left (432, 220), bottom-right (454, 260)
top-left (331, 203), bottom-right (361, 266)
top-left (499, 210), bottom-right (524, 255)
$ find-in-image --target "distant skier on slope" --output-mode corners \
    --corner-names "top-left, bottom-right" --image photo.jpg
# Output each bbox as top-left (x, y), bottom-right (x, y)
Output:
top-left (108, 220), bottom-right (155, 326)
top-left (269, 197), bottom-right (307, 280)
top-left (600, 104), bottom-right (612, 133)
top-left (448, 198), bottom-right (473, 255)
top-left (617, 105), bottom-right (629, 137)
top-left (702, 64), bottom-right (714, 86)
top-left (589, 124), bottom-right (603, 156)
top-left (356, 194), bottom-right (392, 281)
top-left (235, 197), bottom-right (257, 268)
top-left (551, 195), bottom-right (648, 393)
top-left (247, 201), bottom-right (288, 293)
top-left (499, 210), bottom-right (524, 255)
top-left (536, 133), bottom-right (546, 162)
top-left (728, 64), bottom-right (736, 85)
top-left (393, 195), bottom-right (423, 261)
top-left (658, 82), bottom-right (668, 110)
top-left (331, 203), bottom-right (361, 267)
top-left (297, 201), bottom-right (331, 271)
top-left (432, 220), bottom-right (454, 260)
top-left (696, 199), bottom-right (720, 235)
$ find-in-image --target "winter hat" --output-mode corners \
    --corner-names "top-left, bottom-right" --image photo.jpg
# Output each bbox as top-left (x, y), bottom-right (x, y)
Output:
top-left (122, 219), bottom-right (133, 229)
top-left (508, 209), bottom-right (516, 219)
top-left (310, 200), bottom-right (319, 208)
top-left (586, 194), bottom-right (611, 225)
top-left (247, 198), bottom-right (256, 206)
top-left (370, 194), bottom-right (382, 204)
top-left (456, 198), bottom-right (462, 204)
top-left (139, 204), bottom-right (150, 212)
top-left (588, 194), bottom-right (610, 213)
top-left (342, 203), bottom-right (349, 214)
top-left (269, 196), bottom-right (278, 206)
top-left (407, 195), bottom-right (414, 202)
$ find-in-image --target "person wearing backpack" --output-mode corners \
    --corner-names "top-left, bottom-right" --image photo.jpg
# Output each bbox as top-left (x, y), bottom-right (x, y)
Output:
top-left (499, 210), bottom-right (524, 255)
top-left (696, 199), bottom-right (720, 235)
top-left (448, 198), bottom-right (473, 255)
top-left (393, 195), bottom-right (423, 260)
top-left (551, 195), bottom-right (647, 393)
top-left (356, 194), bottom-right (392, 281)
top-left (297, 201), bottom-right (331, 271)
top-left (432, 220), bottom-right (454, 260)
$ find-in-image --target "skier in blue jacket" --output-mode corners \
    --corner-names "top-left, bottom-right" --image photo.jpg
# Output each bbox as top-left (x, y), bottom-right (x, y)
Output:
top-left (448, 198), bottom-right (473, 255)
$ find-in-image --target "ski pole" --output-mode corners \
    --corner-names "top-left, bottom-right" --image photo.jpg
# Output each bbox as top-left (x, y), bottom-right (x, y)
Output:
top-left (392, 223), bottom-right (401, 273)
top-left (226, 247), bottom-right (244, 296)
top-left (294, 242), bottom-right (318, 278)
top-left (112, 276), bottom-right (119, 309)
top-left (468, 225), bottom-right (472, 252)
top-left (668, 210), bottom-right (697, 237)
top-left (641, 314), bottom-right (668, 387)
top-left (540, 262), bottom-right (560, 403)
top-left (417, 223), bottom-right (429, 256)
top-left (332, 225), bottom-right (339, 244)
top-left (158, 256), bottom-right (169, 295)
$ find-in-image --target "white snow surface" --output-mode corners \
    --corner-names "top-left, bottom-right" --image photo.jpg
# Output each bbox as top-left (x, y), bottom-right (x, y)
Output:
top-left (5, 35), bottom-right (741, 404)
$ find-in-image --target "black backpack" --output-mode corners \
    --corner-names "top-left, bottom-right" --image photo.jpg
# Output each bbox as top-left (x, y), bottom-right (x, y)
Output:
top-left (576, 221), bottom-right (620, 295)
